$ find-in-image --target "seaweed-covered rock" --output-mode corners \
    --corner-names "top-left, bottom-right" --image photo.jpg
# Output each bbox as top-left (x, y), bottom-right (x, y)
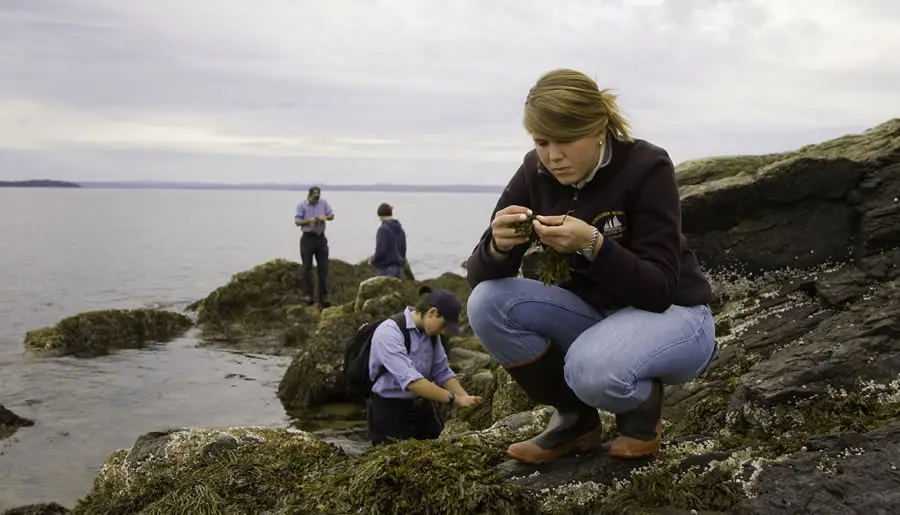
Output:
top-left (187, 258), bottom-right (374, 350)
top-left (1, 503), bottom-right (70, 515)
top-left (678, 119), bottom-right (900, 272)
top-left (277, 308), bottom-right (372, 410)
top-left (299, 437), bottom-right (536, 514)
top-left (72, 418), bottom-right (550, 515)
top-left (71, 427), bottom-right (346, 515)
top-left (23, 309), bottom-right (192, 357)
top-left (0, 405), bottom-right (35, 441)
top-left (491, 367), bottom-right (536, 423)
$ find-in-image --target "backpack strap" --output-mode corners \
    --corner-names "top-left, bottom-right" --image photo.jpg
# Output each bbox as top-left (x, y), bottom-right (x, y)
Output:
top-left (389, 312), bottom-right (413, 354)
top-left (374, 312), bottom-right (414, 383)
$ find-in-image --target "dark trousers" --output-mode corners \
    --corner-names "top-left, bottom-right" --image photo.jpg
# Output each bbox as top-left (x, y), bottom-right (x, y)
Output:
top-left (300, 232), bottom-right (329, 300)
top-left (375, 264), bottom-right (403, 278)
top-left (366, 394), bottom-right (444, 446)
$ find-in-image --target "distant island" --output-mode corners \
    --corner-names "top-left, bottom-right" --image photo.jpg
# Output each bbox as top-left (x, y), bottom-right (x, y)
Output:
top-left (0, 179), bottom-right (81, 188)
top-left (45, 180), bottom-right (503, 194)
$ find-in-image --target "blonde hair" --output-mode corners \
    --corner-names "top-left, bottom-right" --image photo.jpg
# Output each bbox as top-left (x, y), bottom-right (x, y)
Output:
top-left (523, 69), bottom-right (633, 142)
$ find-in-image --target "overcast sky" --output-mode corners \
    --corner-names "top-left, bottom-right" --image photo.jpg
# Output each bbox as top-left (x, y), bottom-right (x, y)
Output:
top-left (1, 0), bottom-right (898, 185)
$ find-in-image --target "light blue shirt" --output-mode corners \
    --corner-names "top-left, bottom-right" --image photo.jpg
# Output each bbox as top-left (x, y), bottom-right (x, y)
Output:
top-left (294, 198), bottom-right (334, 234)
top-left (368, 307), bottom-right (456, 399)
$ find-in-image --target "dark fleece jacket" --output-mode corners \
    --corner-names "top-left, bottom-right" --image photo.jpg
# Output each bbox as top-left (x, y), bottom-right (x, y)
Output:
top-left (372, 218), bottom-right (407, 268)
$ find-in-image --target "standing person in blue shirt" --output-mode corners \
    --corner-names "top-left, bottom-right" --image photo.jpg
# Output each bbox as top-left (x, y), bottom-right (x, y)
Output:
top-left (367, 287), bottom-right (483, 445)
top-left (294, 186), bottom-right (335, 307)
top-left (369, 202), bottom-right (407, 278)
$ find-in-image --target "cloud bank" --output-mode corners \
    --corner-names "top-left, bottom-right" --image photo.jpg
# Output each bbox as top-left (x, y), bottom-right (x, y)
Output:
top-left (1, 0), bottom-right (898, 184)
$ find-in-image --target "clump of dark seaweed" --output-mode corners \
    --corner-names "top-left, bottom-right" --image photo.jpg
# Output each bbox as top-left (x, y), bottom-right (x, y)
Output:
top-left (514, 213), bottom-right (572, 285)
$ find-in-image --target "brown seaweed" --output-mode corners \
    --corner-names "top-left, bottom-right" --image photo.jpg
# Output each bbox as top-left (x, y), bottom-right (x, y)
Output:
top-left (513, 213), bottom-right (571, 285)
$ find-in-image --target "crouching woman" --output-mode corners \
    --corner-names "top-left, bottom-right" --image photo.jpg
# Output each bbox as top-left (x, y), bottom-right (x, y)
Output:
top-left (466, 69), bottom-right (717, 465)
top-left (366, 287), bottom-right (483, 446)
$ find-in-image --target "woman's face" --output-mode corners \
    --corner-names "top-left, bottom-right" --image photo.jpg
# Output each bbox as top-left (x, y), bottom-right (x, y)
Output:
top-left (532, 131), bottom-right (604, 186)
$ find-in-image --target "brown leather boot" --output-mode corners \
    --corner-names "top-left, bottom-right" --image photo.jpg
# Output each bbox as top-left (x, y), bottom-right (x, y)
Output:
top-left (504, 343), bottom-right (604, 465)
top-left (609, 378), bottom-right (664, 459)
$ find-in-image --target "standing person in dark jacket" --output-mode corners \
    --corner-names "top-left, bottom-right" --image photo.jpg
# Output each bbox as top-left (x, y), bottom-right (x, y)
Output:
top-left (465, 69), bottom-right (717, 465)
top-left (370, 202), bottom-right (408, 278)
top-left (294, 186), bottom-right (334, 306)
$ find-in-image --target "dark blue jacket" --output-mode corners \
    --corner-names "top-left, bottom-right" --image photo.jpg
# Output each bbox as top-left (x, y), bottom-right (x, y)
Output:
top-left (372, 219), bottom-right (407, 268)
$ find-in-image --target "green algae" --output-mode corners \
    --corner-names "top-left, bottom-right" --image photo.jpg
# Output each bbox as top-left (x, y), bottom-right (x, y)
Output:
top-left (299, 438), bottom-right (537, 515)
top-left (187, 258), bottom-right (376, 349)
top-left (23, 308), bottom-right (192, 357)
top-left (71, 428), bottom-right (347, 515)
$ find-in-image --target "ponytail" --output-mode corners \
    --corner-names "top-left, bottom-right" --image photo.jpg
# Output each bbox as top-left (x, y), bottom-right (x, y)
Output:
top-left (599, 89), bottom-right (633, 142)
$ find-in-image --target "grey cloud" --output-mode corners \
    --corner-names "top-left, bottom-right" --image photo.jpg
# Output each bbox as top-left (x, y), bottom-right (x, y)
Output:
top-left (1, 0), bottom-right (899, 183)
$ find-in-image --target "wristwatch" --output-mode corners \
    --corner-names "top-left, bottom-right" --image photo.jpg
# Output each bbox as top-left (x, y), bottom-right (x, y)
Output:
top-left (578, 227), bottom-right (601, 259)
top-left (447, 391), bottom-right (456, 404)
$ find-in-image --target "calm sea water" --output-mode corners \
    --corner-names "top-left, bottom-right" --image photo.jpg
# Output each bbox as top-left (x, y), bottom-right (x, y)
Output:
top-left (0, 188), bottom-right (498, 509)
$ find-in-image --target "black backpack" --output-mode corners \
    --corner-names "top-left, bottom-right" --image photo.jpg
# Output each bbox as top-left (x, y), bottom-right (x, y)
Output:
top-left (342, 313), bottom-right (412, 401)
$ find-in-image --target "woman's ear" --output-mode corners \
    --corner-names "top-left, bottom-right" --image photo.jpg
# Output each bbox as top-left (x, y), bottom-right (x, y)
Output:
top-left (426, 306), bottom-right (440, 318)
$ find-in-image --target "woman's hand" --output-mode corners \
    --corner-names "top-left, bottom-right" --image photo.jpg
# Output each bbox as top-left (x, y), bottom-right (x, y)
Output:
top-left (490, 205), bottom-right (533, 252)
top-left (532, 214), bottom-right (601, 253)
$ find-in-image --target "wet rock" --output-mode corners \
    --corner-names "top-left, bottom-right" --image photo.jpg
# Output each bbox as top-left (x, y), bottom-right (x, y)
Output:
top-left (447, 347), bottom-right (493, 374)
top-left (0, 405), bottom-right (34, 441)
top-left (23, 308), bottom-right (192, 357)
top-left (733, 423), bottom-right (900, 515)
top-left (276, 308), bottom-right (372, 409)
top-left (726, 277), bottom-right (900, 439)
top-left (1, 503), bottom-right (70, 515)
top-left (678, 119), bottom-right (900, 272)
top-left (312, 426), bottom-right (370, 457)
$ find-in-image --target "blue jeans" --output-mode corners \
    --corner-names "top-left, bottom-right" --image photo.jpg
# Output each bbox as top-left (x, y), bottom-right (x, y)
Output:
top-left (375, 265), bottom-right (403, 278)
top-left (467, 278), bottom-right (717, 414)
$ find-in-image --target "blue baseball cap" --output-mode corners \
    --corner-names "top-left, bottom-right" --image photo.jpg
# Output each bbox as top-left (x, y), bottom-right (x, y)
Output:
top-left (424, 289), bottom-right (461, 336)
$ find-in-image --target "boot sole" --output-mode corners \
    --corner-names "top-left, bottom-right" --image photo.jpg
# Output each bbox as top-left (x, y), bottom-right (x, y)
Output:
top-left (608, 422), bottom-right (663, 460)
top-left (507, 426), bottom-right (605, 465)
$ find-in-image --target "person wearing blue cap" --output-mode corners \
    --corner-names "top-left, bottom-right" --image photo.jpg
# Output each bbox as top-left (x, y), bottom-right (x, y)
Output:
top-left (366, 286), bottom-right (483, 445)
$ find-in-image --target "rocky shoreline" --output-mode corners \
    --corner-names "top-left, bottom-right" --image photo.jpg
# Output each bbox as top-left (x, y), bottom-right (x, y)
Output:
top-left (4, 119), bottom-right (899, 514)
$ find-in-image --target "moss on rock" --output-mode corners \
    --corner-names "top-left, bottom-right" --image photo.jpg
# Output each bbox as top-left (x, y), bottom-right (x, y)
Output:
top-left (187, 258), bottom-right (374, 349)
top-left (71, 427), bottom-right (346, 515)
top-left (23, 309), bottom-right (192, 357)
top-left (491, 368), bottom-right (536, 423)
top-left (676, 118), bottom-right (900, 188)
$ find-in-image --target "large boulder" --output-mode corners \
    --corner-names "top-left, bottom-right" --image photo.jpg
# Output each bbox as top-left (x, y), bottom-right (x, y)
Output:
top-left (23, 309), bottom-right (192, 357)
top-left (186, 258), bottom-right (375, 350)
top-left (677, 118), bottom-right (900, 273)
